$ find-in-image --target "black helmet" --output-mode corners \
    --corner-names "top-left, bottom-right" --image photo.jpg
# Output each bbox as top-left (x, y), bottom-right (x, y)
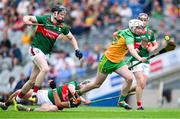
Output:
top-left (51, 5), bottom-right (67, 13)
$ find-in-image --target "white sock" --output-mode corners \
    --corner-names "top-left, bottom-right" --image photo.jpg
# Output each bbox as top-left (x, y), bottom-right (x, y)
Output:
top-left (32, 92), bottom-right (37, 97)
top-left (16, 96), bottom-right (22, 103)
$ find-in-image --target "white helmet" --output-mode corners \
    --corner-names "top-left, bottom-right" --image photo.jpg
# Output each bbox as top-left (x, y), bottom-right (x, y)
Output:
top-left (129, 19), bottom-right (144, 34)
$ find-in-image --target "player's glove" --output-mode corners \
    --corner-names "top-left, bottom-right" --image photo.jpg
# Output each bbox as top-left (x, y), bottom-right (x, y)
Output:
top-left (75, 49), bottom-right (83, 60)
top-left (69, 97), bottom-right (81, 108)
top-left (68, 91), bottom-right (81, 108)
top-left (48, 80), bottom-right (56, 89)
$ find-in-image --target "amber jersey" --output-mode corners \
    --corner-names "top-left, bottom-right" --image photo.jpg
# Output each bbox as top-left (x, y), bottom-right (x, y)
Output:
top-left (104, 29), bottom-right (134, 63)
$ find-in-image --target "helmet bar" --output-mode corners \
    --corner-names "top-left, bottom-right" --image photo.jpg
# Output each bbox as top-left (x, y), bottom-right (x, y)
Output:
top-left (51, 5), bottom-right (67, 14)
top-left (138, 13), bottom-right (148, 20)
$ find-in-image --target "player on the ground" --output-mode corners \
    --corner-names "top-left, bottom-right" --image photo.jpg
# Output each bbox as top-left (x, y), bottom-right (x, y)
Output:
top-left (0, 80), bottom-right (90, 111)
top-left (127, 13), bottom-right (158, 110)
top-left (76, 19), bottom-right (147, 110)
top-left (15, 4), bottom-right (83, 103)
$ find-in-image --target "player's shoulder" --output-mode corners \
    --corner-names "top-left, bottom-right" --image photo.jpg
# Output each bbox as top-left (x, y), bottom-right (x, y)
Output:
top-left (39, 14), bottom-right (50, 19)
top-left (146, 26), bottom-right (154, 34)
top-left (121, 29), bottom-right (134, 38)
top-left (36, 14), bottom-right (51, 22)
top-left (45, 14), bottom-right (52, 20)
top-left (60, 22), bottom-right (70, 29)
top-left (68, 80), bottom-right (77, 85)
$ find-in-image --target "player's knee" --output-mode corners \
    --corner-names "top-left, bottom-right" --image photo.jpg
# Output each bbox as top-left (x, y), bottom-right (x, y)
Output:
top-left (125, 76), bottom-right (133, 83)
top-left (138, 78), bottom-right (145, 88)
top-left (93, 82), bottom-right (102, 88)
top-left (45, 105), bottom-right (58, 112)
top-left (48, 106), bottom-right (58, 112)
top-left (141, 82), bottom-right (146, 89)
top-left (41, 66), bottom-right (49, 73)
top-left (29, 80), bottom-right (35, 85)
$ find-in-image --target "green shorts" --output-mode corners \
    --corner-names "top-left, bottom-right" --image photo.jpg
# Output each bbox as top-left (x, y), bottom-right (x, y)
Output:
top-left (98, 55), bottom-right (126, 74)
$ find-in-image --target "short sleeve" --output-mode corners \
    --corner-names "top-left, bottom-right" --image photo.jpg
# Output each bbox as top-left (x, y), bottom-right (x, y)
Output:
top-left (150, 32), bottom-right (156, 42)
top-left (68, 81), bottom-right (75, 86)
top-left (68, 81), bottom-right (79, 90)
top-left (125, 36), bottom-right (134, 45)
top-left (117, 30), bottom-right (121, 38)
top-left (122, 29), bottom-right (134, 45)
top-left (62, 27), bottom-right (69, 35)
top-left (61, 24), bottom-right (70, 35)
top-left (36, 16), bottom-right (45, 24)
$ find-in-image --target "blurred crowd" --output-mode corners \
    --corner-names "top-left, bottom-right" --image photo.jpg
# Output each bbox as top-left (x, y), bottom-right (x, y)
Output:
top-left (0, 0), bottom-right (179, 101)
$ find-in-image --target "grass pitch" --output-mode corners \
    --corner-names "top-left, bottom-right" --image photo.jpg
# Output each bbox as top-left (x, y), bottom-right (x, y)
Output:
top-left (1, 106), bottom-right (180, 119)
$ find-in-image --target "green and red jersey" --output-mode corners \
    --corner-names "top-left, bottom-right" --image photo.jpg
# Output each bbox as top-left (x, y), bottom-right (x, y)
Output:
top-left (48, 81), bottom-right (79, 104)
top-left (128, 26), bottom-right (156, 64)
top-left (31, 15), bottom-right (70, 54)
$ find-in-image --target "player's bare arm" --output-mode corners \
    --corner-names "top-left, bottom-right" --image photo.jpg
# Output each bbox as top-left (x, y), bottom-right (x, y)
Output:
top-left (65, 32), bottom-right (79, 50)
top-left (127, 44), bottom-right (146, 62)
top-left (23, 16), bottom-right (37, 25)
top-left (52, 89), bottom-right (63, 109)
top-left (113, 32), bottom-right (118, 40)
top-left (59, 32), bottom-right (83, 59)
top-left (147, 41), bottom-right (159, 52)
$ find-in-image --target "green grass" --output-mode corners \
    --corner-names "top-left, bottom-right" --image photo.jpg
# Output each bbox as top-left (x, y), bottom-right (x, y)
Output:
top-left (1, 106), bottom-right (180, 119)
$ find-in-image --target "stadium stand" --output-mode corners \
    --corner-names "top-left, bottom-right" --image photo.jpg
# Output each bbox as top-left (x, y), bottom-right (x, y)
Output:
top-left (0, 0), bottom-right (179, 103)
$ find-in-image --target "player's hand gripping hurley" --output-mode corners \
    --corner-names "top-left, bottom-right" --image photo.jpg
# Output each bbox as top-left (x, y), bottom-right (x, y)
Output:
top-left (129, 39), bottom-right (176, 69)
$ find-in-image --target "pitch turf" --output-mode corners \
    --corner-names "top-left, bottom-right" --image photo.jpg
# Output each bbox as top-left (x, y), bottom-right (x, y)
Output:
top-left (1, 106), bottom-right (180, 119)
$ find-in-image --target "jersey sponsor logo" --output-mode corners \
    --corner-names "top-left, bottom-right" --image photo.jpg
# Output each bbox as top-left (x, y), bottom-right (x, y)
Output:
top-left (61, 84), bottom-right (69, 101)
top-left (135, 36), bottom-right (141, 39)
top-left (37, 26), bottom-right (59, 40)
top-left (141, 38), bottom-right (149, 48)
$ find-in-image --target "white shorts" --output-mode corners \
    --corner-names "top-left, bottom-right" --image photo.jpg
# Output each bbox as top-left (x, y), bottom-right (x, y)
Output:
top-left (37, 90), bottom-right (53, 105)
top-left (28, 47), bottom-right (49, 61)
top-left (130, 61), bottom-right (150, 76)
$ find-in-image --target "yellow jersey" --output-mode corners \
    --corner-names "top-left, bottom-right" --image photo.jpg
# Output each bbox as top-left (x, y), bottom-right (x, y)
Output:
top-left (105, 29), bottom-right (134, 63)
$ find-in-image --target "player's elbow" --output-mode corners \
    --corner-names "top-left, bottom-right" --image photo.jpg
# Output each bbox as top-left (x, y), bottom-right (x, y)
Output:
top-left (128, 48), bottom-right (134, 55)
top-left (152, 42), bottom-right (159, 49)
top-left (113, 32), bottom-right (117, 38)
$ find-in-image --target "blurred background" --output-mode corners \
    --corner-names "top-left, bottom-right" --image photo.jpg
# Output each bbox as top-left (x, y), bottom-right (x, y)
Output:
top-left (0, 0), bottom-right (179, 108)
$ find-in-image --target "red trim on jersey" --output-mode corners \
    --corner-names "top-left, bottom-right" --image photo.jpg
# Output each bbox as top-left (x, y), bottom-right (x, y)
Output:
top-left (134, 42), bottom-right (141, 49)
top-left (61, 84), bottom-right (69, 101)
top-left (31, 47), bottom-right (35, 56)
top-left (36, 25), bottom-right (59, 40)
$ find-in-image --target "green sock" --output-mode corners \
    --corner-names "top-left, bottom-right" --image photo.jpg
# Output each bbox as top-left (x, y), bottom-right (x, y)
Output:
top-left (118, 95), bottom-right (126, 102)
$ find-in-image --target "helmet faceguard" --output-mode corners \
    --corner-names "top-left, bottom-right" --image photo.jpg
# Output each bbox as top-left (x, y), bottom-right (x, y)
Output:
top-left (51, 5), bottom-right (67, 14)
top-left (129, 19), bottom-right (145, 35)
top-left (138, 13), bottom-right (148, 21)
top-left (51, 5), bottom-right (67, 23)
top-left (138, 13), bottom-right (148, 26)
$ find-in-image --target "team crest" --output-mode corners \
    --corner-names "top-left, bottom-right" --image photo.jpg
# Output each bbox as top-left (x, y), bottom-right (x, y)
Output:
top-left (141, 38), bottom-right (148, 48)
